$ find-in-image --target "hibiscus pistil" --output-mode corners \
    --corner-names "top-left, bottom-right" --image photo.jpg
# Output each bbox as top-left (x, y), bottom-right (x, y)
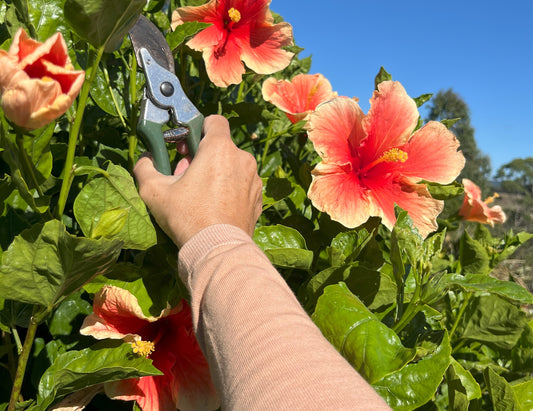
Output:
top-left (484, 192), bottom-right (499, 204)
top-left (360, 148), bottom-right (408, 174)
top-left (131, 340), bottom-right (155, 358)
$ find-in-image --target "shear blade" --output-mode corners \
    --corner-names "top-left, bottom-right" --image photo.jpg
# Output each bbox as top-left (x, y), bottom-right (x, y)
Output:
top-left (129, 15), bottom-right (175, 73)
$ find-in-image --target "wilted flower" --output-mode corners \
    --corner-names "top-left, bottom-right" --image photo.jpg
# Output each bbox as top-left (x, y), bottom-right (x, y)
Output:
top-left (459, 178), bottom-right (506, 226)
top-left (81, 286), bottom-right (219, 411)
top-left (0, 29), bottom-right (84, 129)
top-left (262, 73), bottom-right (337, 123)
top-left (306, 81), bottom-right (466, 238)
top-left (171, 0), bottom-right (294, 87)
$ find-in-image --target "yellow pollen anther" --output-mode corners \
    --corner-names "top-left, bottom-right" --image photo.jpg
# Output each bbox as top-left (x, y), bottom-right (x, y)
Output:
top-left (360, 148), bottom-right (408, 174)
top-left (131, 340), bottom-right (155, 358)
top-left (41, 76), bottom-right (54, 82)
top-left (228, 8), bottom-right (241, 23)
top-left (380, 148), bottom-right (408, 163)
top-left (484, 192), bottom-right (500, 205)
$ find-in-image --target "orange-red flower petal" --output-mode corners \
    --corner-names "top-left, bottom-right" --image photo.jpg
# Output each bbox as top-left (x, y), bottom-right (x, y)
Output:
top-left (307, 82), bottom-right (465, 238)
top-left (0, 29), bottom-right (84, 129)
top-left (262, 73), bottom-right (337, 123)
top-left (172, 0), bottom-right (294, 87)
top-left (81, 286), bottom-right (219, 411)
top-left (459, 179), bottom-right (507, 226)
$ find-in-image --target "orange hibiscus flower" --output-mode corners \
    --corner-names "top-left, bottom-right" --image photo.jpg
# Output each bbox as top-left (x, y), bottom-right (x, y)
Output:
top-left (459, 178), bottom-right (506, 226)
top-left (81, 286), bottom-right (219, 411)
top-left (306, 81), bottom-right (466, 238)
top-left (171, 0), bottom-right (294, 87)
top-left (0, 29), bottom-right (84, 129)
top-left (262, 73), bottom-right (337, 123)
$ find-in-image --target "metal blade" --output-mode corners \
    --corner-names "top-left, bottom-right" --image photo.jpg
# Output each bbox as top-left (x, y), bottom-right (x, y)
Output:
top-left (129, 15), bottom-right (175, 73)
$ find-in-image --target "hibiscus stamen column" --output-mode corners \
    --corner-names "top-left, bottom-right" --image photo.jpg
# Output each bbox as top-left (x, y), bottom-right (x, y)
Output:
top-left (360, 148), bottom-right (408, 174)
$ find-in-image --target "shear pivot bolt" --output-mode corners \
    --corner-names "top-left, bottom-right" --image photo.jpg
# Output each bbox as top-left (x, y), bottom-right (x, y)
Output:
top-left (160, 82), bottom-right (174, 97)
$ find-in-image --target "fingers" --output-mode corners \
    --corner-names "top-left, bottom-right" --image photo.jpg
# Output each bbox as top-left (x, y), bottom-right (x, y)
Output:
top-left (174, 156), bottom-right (191, 176)
top-left (133, 155), bottom-right (160, 187)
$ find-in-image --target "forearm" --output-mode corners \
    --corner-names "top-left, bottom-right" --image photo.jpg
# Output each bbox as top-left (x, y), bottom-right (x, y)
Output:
top-left (178, 224), bottom-right (391, 410)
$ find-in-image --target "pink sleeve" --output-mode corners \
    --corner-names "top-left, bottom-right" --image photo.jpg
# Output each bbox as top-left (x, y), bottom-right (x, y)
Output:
top-left (178, 224), bottom-right (391, 410)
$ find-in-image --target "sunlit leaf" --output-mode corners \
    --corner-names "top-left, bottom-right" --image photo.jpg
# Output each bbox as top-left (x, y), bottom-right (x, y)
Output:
top-left (312, 283), bottom-right (415, 384)
top-left (0, 219), bottom-right (122, 309)
top-left (74, 162), bottom-right (157, 250)
top-left (446, 357), bottom-right (482, 410)
top-left (373, 331), bottom-right (452, 410)
top-left (37, 340), bottom-right (162, 409)
top-left (483, 367), bottom-right (521, 410)
top-left (253, 225), bottom-right (313, 270)
top-left (64, 0), bottom-right (145, 52)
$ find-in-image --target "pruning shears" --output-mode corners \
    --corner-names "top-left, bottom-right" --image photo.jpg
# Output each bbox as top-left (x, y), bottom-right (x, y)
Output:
top-left (129, 15), bottom-right (203, 175)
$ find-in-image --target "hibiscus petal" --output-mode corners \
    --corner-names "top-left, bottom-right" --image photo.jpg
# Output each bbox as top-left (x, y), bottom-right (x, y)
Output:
top-left (366, 178), bottom-right (443, 238)
top-left (400, 121), bottom-right (465, 184)
top-left (262, 73), bottom-right (336, 123)
top-left (306, 97), bottom-right (366, 165)
top-left (201, 37), bottom-right (246, 87)
top-left (163, 304), bottom-right (219, 411)
top-left (309, 163), bottom-right (377, 228)
top-left (81, 286), bottom-right (151, 337)
top-left (239, 22), bottom-right (294, 75)
top-left (362, 81), bottom-right (419, 159)
top-left (105, 376), bottom-right (177, 411)
top-left (171, 0), bottom-right (219, 28)
top-left (459, 179), bottom-right (506, 226)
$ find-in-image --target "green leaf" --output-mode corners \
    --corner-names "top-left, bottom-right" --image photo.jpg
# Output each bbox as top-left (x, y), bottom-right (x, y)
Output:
top-left (373, 332), bottom-right (452, 411)
top-left (37, 340), bottom-right (162, 409)
top-left (483, 367), bottom-right (521, 411)
top-left (64, 0), bottom-right (145, 52)
top-left (74, 163), bottom-right (157, 250)
top-left (512, 379), bottom-right (533, 410)
top-left (446, 357), bottom-right (482, 410)
top-left (511, 321), bottom-right (533, 372)
top-left (253, 225), bottom-right (313, 270)
top-left (166, 21), bottom-right (211, 50)
top-left (441, 118), bottom-right (461, 129)
top-left (459, 231), bottom-right (490, 275)
top-left (413, 93), bottom-right (433, 108)
top-left (28, 0), bottom-right (69, 42)
top-left (328, 228), bottom-right (375, 267)
top-left (0, 219), bottom-right (122, 309)
top-left (305, 264), bottom-right (396, 312)
top-left (424, 180), bottom-right (464, 200)
top-left (448, 274), bottom-right (533, 305)
top-left (454, 295), bottom-right (527, 350)
top-left (375, 66), bottom-right (392, 89)
top-left (47, 290), bottom-right (92, 337)
top-left (312, 283), bottom-right (415, 384)
top-left (262, 177), bottom-right (295, 209)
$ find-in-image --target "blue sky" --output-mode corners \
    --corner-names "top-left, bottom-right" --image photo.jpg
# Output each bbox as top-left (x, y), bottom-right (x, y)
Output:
top-left (271, 0), bottom-right (533, 176)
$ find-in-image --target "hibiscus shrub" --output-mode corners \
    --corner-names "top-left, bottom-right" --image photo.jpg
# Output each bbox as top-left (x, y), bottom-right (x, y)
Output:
top-left (1, 1), bottom-right (532, 410)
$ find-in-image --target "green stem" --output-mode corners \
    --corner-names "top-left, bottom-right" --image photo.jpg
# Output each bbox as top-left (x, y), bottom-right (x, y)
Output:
top-left (128, 54), bottom-right (138, 172)
top-left (7, 308), bottom-right (41, 411)
top-left (236, 81), bottom-right (245, 103)
top-left (102, 63), bottom-right (127, 128)
top-left (2, 332), bottom-right (17, 382)
top-left (15, 131), bottom-right (45, 199)
top-left (449, 293), bottom-right (472, 341)
top-left (11, 327), bottom-right (22, 354)
top-left (393, 283), bottom-right (423, 334)
top-left (55, 46), bottom-right (105, 218)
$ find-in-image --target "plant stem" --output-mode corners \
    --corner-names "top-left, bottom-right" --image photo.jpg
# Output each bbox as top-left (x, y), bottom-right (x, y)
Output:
top-left (11, 327), bottom-right (22, 354)
top-left (55, 45), bottom-right (105, 218)
top-left (7, 308), bottom-right (40, 411)
top-left (393, 282), bottom-right (422, 334)
top-left (15, 131), bottom-right (45, 199)
top-left (236, 81), bottom-right (245, 103)
top-left (128, 54), bottom-right (138, 172)
top-left (449, 293), bottom-right (472, 341)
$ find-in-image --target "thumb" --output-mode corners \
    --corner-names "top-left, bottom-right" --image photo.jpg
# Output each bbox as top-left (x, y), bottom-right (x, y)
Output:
top-left (133, 154), bottom-right (162, 188)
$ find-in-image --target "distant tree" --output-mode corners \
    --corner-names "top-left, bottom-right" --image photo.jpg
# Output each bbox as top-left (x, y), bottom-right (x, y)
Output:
top-left (495, 157), bottom-right (533, 195)
top-left (425, 89), bottom-right (492, 193)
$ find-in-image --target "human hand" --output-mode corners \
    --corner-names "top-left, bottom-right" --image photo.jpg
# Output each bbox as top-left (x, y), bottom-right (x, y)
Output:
top-left (134, 115), bottom-right (263, 248)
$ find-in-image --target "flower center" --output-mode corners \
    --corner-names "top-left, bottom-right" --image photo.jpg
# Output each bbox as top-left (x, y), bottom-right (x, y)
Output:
top-left (41, 76), bottom-right (54, 82)
top-left (228, 7), bottom-right (241, 23)
top-left (360, 148), bottom-right (408, 174)
top-left (484, 192), bottom-right (500, 204)
top-left (131, 340), bottom-right (155, 358)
